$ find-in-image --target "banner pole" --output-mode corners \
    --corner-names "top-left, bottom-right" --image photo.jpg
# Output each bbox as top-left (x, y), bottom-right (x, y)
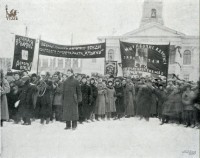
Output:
top-left (36, 35), bottom-right (41, 75)
top-left (166, 42), bottom-right (170, 86)
top-left (104, 38), bottom-right (106, 75)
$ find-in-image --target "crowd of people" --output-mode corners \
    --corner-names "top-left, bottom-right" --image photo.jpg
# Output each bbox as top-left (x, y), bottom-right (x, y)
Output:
top-left (0, 68), bottom-right (200, 130)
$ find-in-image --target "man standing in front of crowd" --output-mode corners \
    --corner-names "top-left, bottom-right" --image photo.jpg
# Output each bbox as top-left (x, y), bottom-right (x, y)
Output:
top-left (62, 69), bottom-right (82, 130)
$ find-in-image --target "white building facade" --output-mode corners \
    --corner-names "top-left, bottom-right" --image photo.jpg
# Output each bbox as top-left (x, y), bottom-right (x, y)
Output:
top-left (82, 0), bottom-right (199, 81)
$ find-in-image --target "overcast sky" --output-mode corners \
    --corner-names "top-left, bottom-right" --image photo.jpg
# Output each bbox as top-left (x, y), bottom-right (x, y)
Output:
top-left (0, 0), bottom-right (199, 58)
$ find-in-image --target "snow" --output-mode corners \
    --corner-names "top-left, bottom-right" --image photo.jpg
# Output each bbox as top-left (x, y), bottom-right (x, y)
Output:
top-left (1, 118), bottom-right (199, 158)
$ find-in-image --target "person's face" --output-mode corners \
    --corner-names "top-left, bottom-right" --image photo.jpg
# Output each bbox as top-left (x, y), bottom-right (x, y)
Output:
top-left (141, 78), bottom-right (145, 83)
top-left (108, 82), bottom-right (113, 86)
top-left (98, 78), bottom-right (102, 83)
top-left (115, 81), bottom-right (120, 85)
top-left (14, 74), bottom-right (20, 80)
top-left (122, 80), bottom-right (126, 85)
top-left (32, 76), bottom-right (37, 81)
top-left (90, 80), bottom-right (95, 84)
top-left (53, 75), bottom-right (59, 81)
top-left (159, 86), bottom-right (163, 90)
top-left (77, 75), bottom-right (82, 81)
top-left (62, 75), bottom-right (67, 81)
top-left (186, 87), bottom-right (191, 91)
top-left (41, 75), bottom-right (45, 80)
top-left (82, 78), bottom-right (87, 83)
top-left (67, 71), bottom-right (73, 77)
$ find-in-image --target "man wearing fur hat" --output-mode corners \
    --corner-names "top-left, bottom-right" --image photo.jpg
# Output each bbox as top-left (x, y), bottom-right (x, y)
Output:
top-left (16, 75), bottom-right (37, 125)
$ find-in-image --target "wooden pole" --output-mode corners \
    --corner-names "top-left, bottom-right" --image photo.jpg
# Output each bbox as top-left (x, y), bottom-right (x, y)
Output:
top-left (104, 38), bottom-right (106, 75)
top-left (36, 35), bottom-right (41, 75)
top-left (166, 42), bottom-right (170, 86)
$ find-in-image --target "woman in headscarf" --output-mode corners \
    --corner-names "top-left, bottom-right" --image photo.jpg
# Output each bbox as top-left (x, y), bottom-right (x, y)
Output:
top-left (95, 77), bottom-right (107, 120)
top-left (106, 80), bottom-right (116, 120)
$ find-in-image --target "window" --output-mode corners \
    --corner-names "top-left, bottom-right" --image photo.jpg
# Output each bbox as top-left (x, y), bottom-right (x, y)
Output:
top-left (169, 51), bottom-right (176, 64)
top-left (92, 58), bottom-right (96, 63)
top-left (183, 74), bottom-right (190, 81)
top-left (183, 50), bottom-right (191, 65)
top-left (108, 49), bottom-right (114, 61)
top-left (151, 9), bottom-right (156, 18)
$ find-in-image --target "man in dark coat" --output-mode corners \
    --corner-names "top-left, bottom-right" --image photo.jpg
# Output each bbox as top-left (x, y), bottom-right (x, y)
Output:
top-left (136, 79), bottom-right (155, 121)
top-left (80, 76), bottom-right (92, 122)
top-left (62, 69), bottom-right (82, 130)
top-left (36, 71), bottom-right (54, 124)
top-left (114, 79), bottom-right (124, 119)
top-left (89, 78), bottom-right (98, 121)
top-left (16, 76), bottom-right (37, 125)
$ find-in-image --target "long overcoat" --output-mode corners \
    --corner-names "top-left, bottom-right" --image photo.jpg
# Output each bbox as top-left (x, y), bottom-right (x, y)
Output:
top-left (106, 86), bottom-right (116, 113)
top-left (136, 85), bottom-right (154, 118)
top-left (62, 76), bottom-right (82, 121)
top-left (114, 84), bottom-right (124, 114)
top-left (1, 79), bottom-right (10, 120)
top-left (162, 91), bottom-right (183, 116)
top-left (81, 83), bottom-right (92, 119)
top-left (124, 83), bottom-right (135, 116)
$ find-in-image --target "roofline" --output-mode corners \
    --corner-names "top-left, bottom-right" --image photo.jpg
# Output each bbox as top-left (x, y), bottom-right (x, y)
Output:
top-left (122, 22), bottom-right (186, 36)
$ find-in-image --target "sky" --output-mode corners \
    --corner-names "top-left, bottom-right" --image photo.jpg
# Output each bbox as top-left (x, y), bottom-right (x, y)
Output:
top-left (0, 0), bottom-right (199, 58)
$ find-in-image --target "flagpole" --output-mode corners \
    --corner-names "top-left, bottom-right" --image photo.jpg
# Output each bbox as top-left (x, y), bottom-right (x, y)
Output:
top-left (166, 42), bottom-right (170, 86)
top-left (36, 35), bottom-right (41, 75)
top-left (104, 38), bottom-right (106, 75)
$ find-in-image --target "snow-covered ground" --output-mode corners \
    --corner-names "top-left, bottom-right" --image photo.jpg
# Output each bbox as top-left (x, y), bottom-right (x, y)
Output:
top-left (1, 117), bottom-right (199, 158)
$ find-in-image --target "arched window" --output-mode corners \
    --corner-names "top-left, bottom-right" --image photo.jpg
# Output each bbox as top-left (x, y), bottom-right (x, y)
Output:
top-left (183, 50), bottom-right (191, 65)
top-left (108, 49), bottom-right (114, 61)
top-left (151, 9), bottom-right (156, 18)
top-left (169, 51), bottom-right (176, 64)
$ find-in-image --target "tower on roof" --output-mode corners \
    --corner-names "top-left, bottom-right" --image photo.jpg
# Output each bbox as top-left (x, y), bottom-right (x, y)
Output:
top-left (140, 0), bottom-right (164, 26)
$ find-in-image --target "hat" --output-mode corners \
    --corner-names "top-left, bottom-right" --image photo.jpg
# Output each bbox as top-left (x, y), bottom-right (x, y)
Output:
top-left (31, 73), bottom-right (37, 78)
top-left (21, 76), bottom-right (30, 82)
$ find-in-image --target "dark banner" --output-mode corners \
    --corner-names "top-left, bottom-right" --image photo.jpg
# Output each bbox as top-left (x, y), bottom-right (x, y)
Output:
top-left (105, 61), bottom-right (118, 76)
top-left (120, 41), bottom-right (169, 77)
top-left (39, 40), bottom-right (106, 58)
top-left (12, 35), bottom-right (36, 71)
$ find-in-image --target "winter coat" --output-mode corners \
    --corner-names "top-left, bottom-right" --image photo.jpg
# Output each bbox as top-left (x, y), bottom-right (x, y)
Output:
top-left (150, 92), bottom-right (158, 115)
top-left (53, 81), bottom-right (63, 106)
top-left (114, 84), bottom-right (125, 113)
top-left (90, 84), bottom-right (98, 107)
top-left (95, 82), bottom-right (107, 115)
top-left (18, 82), bottom-right (37, 118)
top-left (154, 89), bottom-right (167, 117)
top-left (124, 83), bottom-right (135, 116)
top-left (182, 90), bottom-right (195, 111)
top-left (162, 91), bottom-right (183, 116)
top-left (0, 79), bottom-right (10, 120)
top-left (37, 80), bottom-right (54, 118)
top-left (80, 83), bottom-right (92, 118)
top-left (136, 85), bottom-right (154, 118)
top-left (62, 76), bottom-right (82, 121)
top-left (106, 86), bottom-right (116, 113)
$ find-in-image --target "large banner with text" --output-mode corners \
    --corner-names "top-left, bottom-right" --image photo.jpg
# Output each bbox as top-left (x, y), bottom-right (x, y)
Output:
top-left (12, 35), bottom-right (36, 71)
top-left (39, 40), bottom-right (106, 58)
top-left (120, 41), bottom-right (170, 77)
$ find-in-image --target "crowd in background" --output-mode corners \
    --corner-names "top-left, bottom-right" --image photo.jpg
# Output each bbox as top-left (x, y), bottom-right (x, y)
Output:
top-left (0, 68), bottom-right (200, 130)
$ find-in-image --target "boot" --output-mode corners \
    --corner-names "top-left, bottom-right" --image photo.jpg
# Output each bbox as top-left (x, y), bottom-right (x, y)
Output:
top-left (46, 118), bottom-right (50, 124)
top-left (40, 118), bottom-right (44, 124)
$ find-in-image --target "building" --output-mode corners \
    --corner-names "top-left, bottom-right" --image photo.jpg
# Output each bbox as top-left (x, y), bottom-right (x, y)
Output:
top-left (83, 0), bottom-right (199, 81)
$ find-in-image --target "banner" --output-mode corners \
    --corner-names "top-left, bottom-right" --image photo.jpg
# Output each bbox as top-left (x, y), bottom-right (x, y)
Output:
top-left (120, 41), bottom-right (169, 77)
top-left (39, 40), bottom-right (106, 58)
top-left (105, 61), bottom-right (118, 76)
top-left (12, 35), bottom-right (36, 71)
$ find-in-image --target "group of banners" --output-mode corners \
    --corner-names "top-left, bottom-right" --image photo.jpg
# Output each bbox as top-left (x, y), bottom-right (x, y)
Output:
top-left (12, 35), bottom-right (170, 78)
